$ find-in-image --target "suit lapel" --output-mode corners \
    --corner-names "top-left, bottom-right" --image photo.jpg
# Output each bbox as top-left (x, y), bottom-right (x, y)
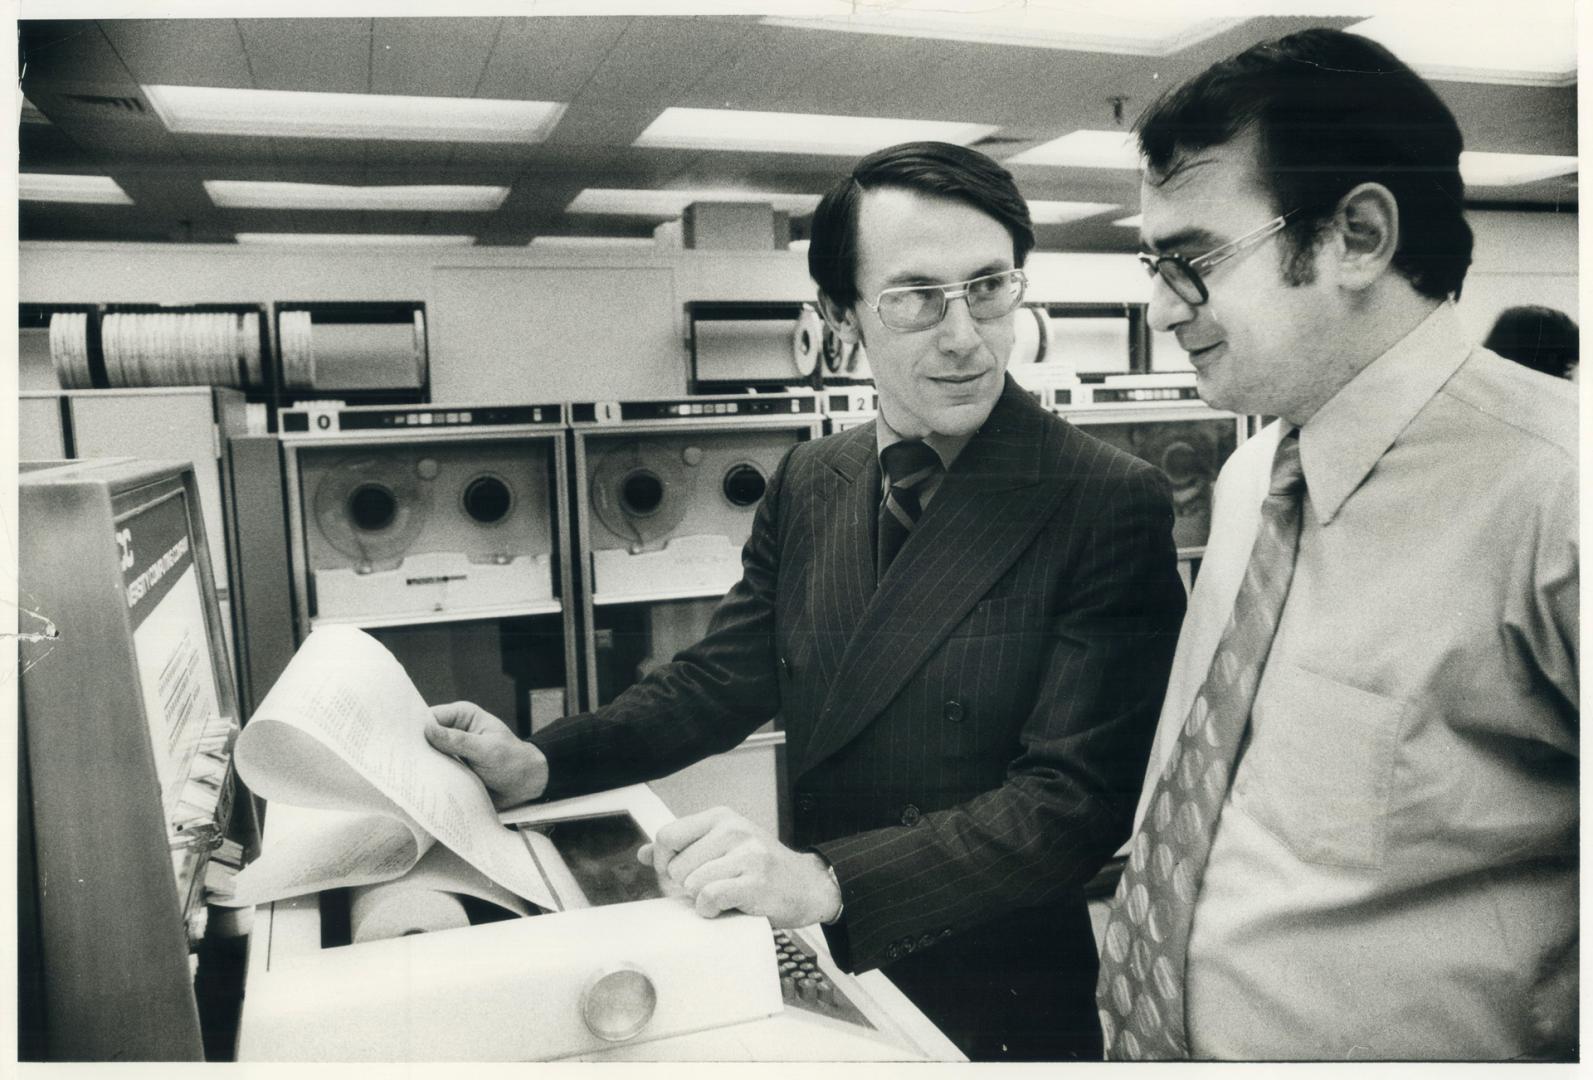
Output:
top-left (796, 380), bottom-right (1065, 778)
top-left (808, 425), bottom-right (879, 682)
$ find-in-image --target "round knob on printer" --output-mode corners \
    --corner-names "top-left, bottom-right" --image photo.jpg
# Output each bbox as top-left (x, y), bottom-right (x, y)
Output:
top-left (580, 964), bottom-right (657, 1042)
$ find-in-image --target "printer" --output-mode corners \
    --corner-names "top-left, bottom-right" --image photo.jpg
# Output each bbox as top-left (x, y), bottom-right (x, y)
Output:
top-left (238, 784), bottom-right (961, 1061)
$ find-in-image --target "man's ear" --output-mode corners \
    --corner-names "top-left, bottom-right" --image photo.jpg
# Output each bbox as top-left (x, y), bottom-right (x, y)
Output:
top-left (1333, 182), bottom-right (1399, 291)
top-left (817, 292), bottom-right (863, 345)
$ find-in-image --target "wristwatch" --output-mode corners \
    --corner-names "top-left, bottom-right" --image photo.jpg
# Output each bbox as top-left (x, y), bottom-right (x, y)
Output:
top-left (819, 858), bottom-right (844, 925)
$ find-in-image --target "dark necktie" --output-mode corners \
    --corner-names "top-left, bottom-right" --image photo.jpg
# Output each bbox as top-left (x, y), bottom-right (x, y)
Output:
top-left (876, 440), bottom-right (942, 583)
top-left (1097, 429), bottom-right (1307, 1060)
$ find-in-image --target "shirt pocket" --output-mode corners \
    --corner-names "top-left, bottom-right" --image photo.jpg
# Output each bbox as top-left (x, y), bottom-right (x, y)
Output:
top-left (1232, 662), bottom-right (1405, 870)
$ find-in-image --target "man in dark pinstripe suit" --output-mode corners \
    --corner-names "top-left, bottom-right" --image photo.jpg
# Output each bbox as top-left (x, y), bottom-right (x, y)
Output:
top-left (430, 142), bottom-right (1186, 1060)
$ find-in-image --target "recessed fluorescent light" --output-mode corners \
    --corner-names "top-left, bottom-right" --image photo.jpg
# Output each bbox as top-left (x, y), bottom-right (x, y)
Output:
top-left (1006, 130), bottom-right (1140, 170)
top-left (1113, 214), bottom-right (1143, 229)
top-left (205, 180), bottom-right (508, 212)
top-left (1027, 200), bottom-right (1120, 225)
top-left (234, 233), bottom-right (476, 247)
top-left (19, 173), bottom-right (133, 204)
top-left (1461, 151), bottom-right (1578, 187)
top-left (527, 236), bottom-right (656, 248)
top-left (635, 107), bottom-right (998, 155)
top-left (1349, 13), bottom-right (1574, 87)
top-left (567, 188), bottom-right (822, 218)
top-left (762, 11), bottom-right (1242, 56)
top-left (143, 84), bottom-right (567, 143)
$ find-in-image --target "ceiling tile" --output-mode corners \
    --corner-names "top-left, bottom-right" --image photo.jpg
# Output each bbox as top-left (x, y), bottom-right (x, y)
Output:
top-left (236, 18), bottom-right (373, 94)
top-left (476, 16), bottom-right (633, 102)
top-left (100, 19), bottom-right (254, 89)
top-left (371, 18), bottom-right (501, 99)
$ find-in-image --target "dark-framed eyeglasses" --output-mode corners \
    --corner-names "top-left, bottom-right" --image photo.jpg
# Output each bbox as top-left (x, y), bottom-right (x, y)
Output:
top-left (863, 268), bottom-right (1028, 332)
top-left (1138, 210), bottom-right (1301, 306)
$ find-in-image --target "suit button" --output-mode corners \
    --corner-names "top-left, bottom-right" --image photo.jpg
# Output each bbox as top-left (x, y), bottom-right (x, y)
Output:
top-left (941, 928), bottom-right (953, 939)
top-left (796, 794), bottom-right (815, 813)
top-left (779, 656), bottom-right (791, 677)
top-left (918, 933), bottom-right (936, 949)
top-left (900, 804), bottom-right (921, 827)
top-left (885, 944), bottom-right (902, 961)
top-left (943, 699), bottom-right (964, 723)
top-left (902, 938), bottom-right (916, 953)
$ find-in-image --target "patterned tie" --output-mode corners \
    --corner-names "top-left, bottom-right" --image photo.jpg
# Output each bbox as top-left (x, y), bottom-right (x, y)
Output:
top-left (876, 440), bottom-right (942, 582)
top-left (1097, 429), bottom-right (1307, 1060)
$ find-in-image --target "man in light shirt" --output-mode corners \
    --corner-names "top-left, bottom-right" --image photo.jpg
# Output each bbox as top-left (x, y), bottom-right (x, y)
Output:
top-left (1097, 27), bottom-right (1577, 1060)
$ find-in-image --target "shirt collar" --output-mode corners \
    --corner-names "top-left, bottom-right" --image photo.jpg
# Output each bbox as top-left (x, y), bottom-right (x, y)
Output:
top-left (1299, 301), bottom-right (1473, 525)
top-left (874, 412), bottom-right (973, 472)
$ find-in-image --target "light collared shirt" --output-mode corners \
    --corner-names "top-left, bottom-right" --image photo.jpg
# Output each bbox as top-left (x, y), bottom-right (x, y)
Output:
top-left (1134, 302), bottom-right (1578, 1060)
top-left (874, 413), bottom-right (972, 514)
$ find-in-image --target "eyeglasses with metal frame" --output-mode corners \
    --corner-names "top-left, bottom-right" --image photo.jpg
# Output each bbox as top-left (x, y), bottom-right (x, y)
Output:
top-left (863, 268), bottom-right (1028, 332)
top-left (1138, 209), bottom-right (1302, 306)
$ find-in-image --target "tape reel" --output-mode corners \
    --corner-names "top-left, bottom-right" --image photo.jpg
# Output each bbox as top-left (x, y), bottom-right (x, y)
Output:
top-left (792, 306), bottom-right (824, 378)
top-left (591, 441), bottom-right (692, 552)
top-left (1009, 304), bottom-right (1054, 366)
top-left (820, 322), bottom-right (850, 375)
top-left (312, 454), bottom-right (433, 569)
top-left (1090, 419), bottom-right (1231, 551)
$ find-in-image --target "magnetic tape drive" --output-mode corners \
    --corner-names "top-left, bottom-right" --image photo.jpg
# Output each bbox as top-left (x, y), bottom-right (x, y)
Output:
top-left (280, 403), bottom-right (567, 625)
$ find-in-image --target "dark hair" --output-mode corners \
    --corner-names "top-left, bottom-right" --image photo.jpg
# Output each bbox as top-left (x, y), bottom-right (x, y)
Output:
top-left (1484, 305), bottom-right (1579, 379)
top-left (1136, 27), bottom-right (1473, 300)
top-left (807, 140), bottom-right (1035, 310)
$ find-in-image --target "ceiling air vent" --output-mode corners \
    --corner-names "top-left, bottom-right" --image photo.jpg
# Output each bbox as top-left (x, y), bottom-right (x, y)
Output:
top-left (60, 92), bottom-right (153, 118)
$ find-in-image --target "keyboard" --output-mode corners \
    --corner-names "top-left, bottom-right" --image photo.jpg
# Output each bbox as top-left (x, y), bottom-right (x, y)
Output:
top-left (772, 928), bottom-right (874, 1029)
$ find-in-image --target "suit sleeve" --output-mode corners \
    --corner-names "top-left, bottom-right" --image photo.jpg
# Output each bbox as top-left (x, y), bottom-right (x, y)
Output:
top-left (531, 446), bottom-right (793, 801)
top-left (814, 458), bottom-right (1185, 972)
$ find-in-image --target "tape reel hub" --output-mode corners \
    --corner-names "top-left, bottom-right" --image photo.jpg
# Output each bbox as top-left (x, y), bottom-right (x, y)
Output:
top-left (347, 483), bottom-right (400, 532)
top-left (461, 473), bottom-right (515, 525)
top-left (620, 470), bottom-right (666, 517)
top-left (721, 462), bottom-right (767, 507)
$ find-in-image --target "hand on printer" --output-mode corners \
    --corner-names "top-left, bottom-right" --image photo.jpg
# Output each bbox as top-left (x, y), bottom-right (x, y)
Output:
top-left (639, 806), bottom-right (842, 929)
top-left (426, 701), bottom-right (549, 809)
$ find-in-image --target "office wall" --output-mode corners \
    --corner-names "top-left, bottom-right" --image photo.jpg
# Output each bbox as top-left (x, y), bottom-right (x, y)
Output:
top-left (1455, 210), bottom-right (1580, 338)
top-left (17, 208), bottom-right (1578, 401)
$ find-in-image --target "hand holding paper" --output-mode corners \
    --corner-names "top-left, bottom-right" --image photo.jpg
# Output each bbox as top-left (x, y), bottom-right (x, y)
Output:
top-left (426, 701), bottom-right (549, 808)
top-left (220, 626), bottom-right (553, 911)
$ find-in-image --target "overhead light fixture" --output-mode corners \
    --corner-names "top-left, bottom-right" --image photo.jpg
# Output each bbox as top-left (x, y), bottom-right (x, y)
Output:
top-left (1026, 200), bottom-right (1120, 225)
top-left (205, 180), bottom-right (508, 212)
top-left (20, 173), bottom-right (133, 204)
top-left (1461, 151), bottom-right (1578, 187)
top-left (762, 10), bottom-right (1242, 56)
top-left (234, 233), bottom-right (476, 247)
top-left (527, 236), bottom-right (656, 248)
top-left (143, 84), bottom-right (567, 143)
top-left (1349, 12), bottom-right (1574, 87)
top-left (1006, 130), bottom-right (1140, 170)
top-left (635, 107), bottom-right (998, 155)
top-left (567, 188), bottom-right (822, 218)
top-left (1113, 214), bottom-right (1143, 228)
